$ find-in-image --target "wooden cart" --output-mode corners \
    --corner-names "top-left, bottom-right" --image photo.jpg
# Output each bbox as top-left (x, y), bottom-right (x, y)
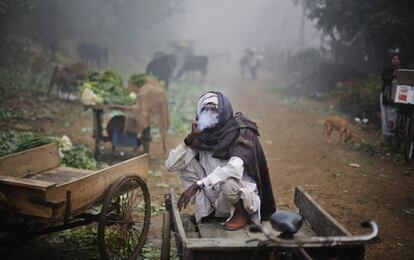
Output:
top-left (85, 104), bottom-right (151, 159)
top-left (162, 187), bottom-right (378, 260)
top-left (0, 144), bottom-right (151, 259)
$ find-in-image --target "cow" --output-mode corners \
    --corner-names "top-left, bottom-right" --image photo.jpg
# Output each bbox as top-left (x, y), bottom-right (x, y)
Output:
top-left (175, 55), bottom-right (208, 80)
top-left (77, 42), bottom-right (108, 69)
top-left (47, 62), bottom-right (89, 100)
top-left (146, 53), bottom-right (177, 88)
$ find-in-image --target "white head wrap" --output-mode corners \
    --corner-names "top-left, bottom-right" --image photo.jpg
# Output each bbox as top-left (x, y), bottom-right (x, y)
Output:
top-left (196, 92), bottom-right (218, 118)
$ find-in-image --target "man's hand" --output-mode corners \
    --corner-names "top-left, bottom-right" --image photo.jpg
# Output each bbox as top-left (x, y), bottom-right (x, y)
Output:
top-left (177, 182), bottom-right (200, 211)
top-left (184, 121), bottom-right (202, 146)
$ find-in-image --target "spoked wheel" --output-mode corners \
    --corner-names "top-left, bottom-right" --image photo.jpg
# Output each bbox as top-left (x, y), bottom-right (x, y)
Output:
top-left (404, 116), bottom-right (414, 163)
top-left (160, 211), bottom-right (171, 260)
top-left (98, 176), bottom-right (151, 260)
top-left (392, 114), bottom-right (405, 152)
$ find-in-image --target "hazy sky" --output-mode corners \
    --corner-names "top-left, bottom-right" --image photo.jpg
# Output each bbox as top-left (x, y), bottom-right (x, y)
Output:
top-left (174, 0), bottom-right (320, 53)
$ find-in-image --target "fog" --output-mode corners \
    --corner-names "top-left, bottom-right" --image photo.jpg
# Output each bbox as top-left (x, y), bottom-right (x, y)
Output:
top-left (0, 0), bottom-right (322, 76)
top-left (173, 0), bottom-right (320, 54)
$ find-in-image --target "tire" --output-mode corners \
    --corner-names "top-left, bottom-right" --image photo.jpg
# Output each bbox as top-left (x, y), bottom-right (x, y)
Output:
top-left (98, 176), bottom-right (151, 260)
top-left (392, 114), bottom-right (404, 152)
top-left (404, 116), bottom-right (414, 163)
top-left (160, 211), bottom-right (171, 260)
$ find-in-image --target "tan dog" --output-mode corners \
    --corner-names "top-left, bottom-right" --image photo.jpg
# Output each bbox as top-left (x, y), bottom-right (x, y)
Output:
top-left (324, 116), bottom-right (353, 143)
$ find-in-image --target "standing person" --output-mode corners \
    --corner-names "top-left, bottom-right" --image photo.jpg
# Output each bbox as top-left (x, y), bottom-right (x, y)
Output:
top-left (246, 49), bottom-right (261, 80)
top-left (380, 54), bottom-right (400, 139)
top-left (165, 91), bottom-right (276, 231)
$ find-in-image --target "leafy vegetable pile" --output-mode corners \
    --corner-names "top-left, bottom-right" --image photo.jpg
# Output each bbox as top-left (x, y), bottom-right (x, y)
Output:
top-left (0, 130), bottom-right (96, 170)
top-left (81, 70), bottom-right (136, 105)
top-left (129, 73), bottom-right (149, 87)
top-left (0, 130), bottom-right (34, 157)
top-left (61, 145), bottom-right (96, 170)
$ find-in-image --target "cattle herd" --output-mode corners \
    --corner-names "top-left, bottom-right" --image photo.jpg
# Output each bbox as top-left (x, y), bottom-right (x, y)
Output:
top-left (48, 41), bottom-right (268, 99)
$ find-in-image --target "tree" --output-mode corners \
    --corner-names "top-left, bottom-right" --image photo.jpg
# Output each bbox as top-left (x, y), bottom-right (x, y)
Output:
top-left (0, 0), bottom-right (186, 69)
top-left (295, 0), bottom-right (414, 71)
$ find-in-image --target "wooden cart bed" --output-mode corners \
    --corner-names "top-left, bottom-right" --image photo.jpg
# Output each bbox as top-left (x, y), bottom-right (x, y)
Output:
top-left (0, 144), bottom-right (148, 222)
top-left (165, 187), bottom-right (365, 260)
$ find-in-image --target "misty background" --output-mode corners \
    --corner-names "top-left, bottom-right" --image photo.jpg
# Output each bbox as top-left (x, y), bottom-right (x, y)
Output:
top-left (0, 0), bottom-right (320, 75)
top-left (0, 0), bottom-right (413, 81)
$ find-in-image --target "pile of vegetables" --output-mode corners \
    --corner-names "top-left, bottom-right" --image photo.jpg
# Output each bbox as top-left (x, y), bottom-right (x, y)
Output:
top-left (0, 130), bottom-right (34, 157)
top-left (128, 73), bottom-right (149, 87)
top-left (60, 145), bottom-right (97, 170)
top-left (80, 69), bottom-right (136, 105)
top-left (129, 73), bottom-right (165, 88)
top-left (0, 130), bottom-right (96, 170)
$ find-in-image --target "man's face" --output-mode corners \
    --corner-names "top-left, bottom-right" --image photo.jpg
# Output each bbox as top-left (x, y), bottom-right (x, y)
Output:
top-left (391, 56), bottom-right (400, 66)
top-left (197, 104), bottom-right (219, 131)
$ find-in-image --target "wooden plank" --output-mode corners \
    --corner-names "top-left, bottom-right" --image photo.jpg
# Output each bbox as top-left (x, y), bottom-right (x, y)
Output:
top-left (187, 238), bottom-right (261, 249)
top-left (0, 176), bottom-right (55, 190)
top-left (44, 154), bottom-right (148, 221)
top-left (0, 185), bottom-right (54, 219)
top-left (295, 218), bottom-right (316, 238)
top-left (294, 186), bottom-right (351, 236)
top-left (27, 167), bottom-right (93, 185)
top-left (181, 214), bottom-right (199, 238)
top-left (171, 189), bottom-right (188, 246)
top-left (246, 220), bottom-right (272, 240)
top-left (45, 166), bottom-right (93, 175)
top-left (198, 222), bottom-right (227, 238)
top-left (225, 228), bottom-right (248, 239)
top-left (0, 144), bottom-right (60, 178)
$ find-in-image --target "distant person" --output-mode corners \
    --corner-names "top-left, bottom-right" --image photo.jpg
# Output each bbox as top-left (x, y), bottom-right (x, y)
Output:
top-left (240, 49), bottom-right (260, 80)
top-left (239, 55), bottom-right (248, 78)
top-left (380, 53), bottom-right (400, 139)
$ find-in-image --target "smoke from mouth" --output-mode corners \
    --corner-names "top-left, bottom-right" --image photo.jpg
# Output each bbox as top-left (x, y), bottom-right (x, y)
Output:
top-left (197, 110), bottom-right (219, 131)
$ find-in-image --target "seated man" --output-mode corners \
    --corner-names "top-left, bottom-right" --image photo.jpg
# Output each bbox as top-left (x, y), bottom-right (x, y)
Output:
top-left (165, 91), bottom-right (276, 230)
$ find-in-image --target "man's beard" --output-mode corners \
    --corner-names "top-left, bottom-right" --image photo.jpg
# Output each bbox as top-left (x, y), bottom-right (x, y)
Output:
top-left (197, 109), bottom-right (219, 131)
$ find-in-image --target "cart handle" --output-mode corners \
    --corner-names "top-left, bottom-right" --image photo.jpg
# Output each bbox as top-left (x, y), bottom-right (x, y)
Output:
top-left (248, 220), bottom-right (378, 248)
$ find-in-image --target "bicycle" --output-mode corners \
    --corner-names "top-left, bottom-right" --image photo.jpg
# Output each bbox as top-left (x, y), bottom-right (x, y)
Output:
top-left (389, 69), bottom-right (414, 163)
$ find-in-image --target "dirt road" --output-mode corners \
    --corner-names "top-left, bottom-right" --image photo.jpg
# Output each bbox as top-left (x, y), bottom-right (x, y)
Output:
top-left (149, 70), bottom-right (414, 259)
top-left (2, 68), bottom-right (413, 259)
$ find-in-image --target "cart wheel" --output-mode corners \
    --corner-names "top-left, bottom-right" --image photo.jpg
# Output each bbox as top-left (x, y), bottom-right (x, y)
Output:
top-left (392, 114), bottom-right (404, 152)
top-left (160, 211), bottom-right (171, 260)
top-left (404, 116), bottom-right (414, 163)
top-left (98, 175), bottom-right (151, 260)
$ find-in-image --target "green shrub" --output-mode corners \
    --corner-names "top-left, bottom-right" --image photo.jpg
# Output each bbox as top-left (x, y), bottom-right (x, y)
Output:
top-left (336, 77), bottom-right (382, 111)
top-left (0, 69), bottom-right (49, 92)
